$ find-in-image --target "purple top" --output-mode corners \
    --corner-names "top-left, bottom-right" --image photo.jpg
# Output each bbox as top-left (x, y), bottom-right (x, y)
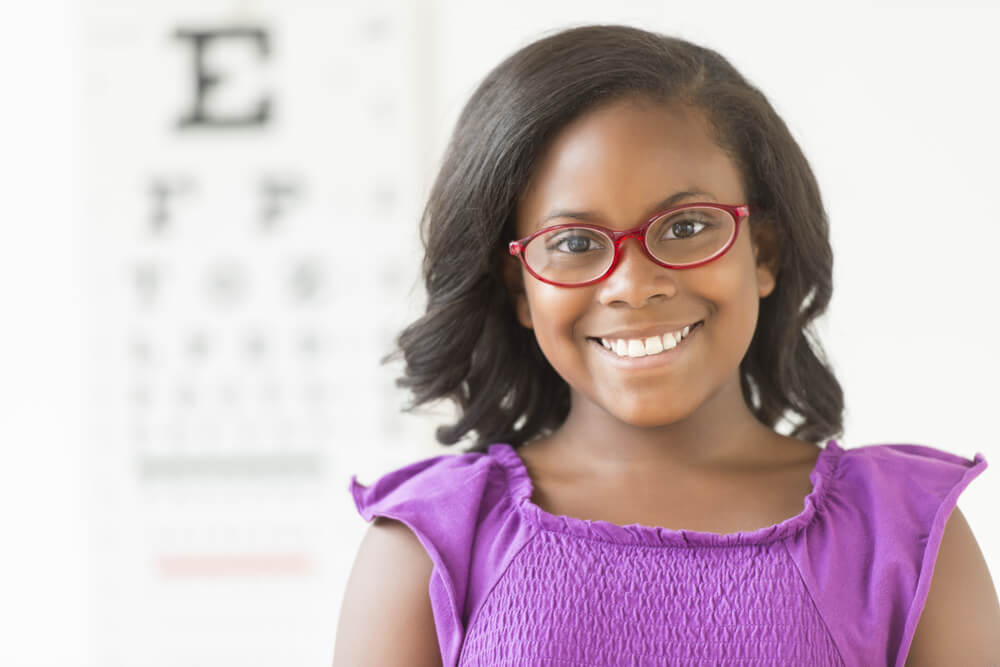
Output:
top-left (349, 440), bottom-right (987, 666)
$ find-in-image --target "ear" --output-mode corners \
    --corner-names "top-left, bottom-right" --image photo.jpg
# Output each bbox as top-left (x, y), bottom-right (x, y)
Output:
top-left (750, 218), bottom-right (780, 299)
top-left (502, 254), bottom-right (533, 329)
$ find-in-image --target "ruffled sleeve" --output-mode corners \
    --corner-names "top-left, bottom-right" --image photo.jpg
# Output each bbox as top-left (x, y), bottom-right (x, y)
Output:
top-left (785, 443), bottom-right (988, 667)
top-left (349, 450), bottom-right (500, 667)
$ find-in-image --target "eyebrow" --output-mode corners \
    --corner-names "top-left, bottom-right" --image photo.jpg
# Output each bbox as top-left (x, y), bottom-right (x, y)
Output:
top-left (540, 189), bottom-right (717, 226)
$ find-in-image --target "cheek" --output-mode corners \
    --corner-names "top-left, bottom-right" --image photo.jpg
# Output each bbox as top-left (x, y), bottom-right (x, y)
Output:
top-left (707, 250), bottom-right (763, 351)
top-left (715, 233), bottom-right (762, 302)
top-left (524, 283), bottom-right (592, 345)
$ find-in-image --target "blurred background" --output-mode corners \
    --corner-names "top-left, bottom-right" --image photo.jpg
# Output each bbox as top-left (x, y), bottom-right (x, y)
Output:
top-left (1, 0), bottom-right (998, 665)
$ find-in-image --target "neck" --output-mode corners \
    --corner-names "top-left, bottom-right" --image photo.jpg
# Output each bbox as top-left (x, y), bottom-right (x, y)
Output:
top-left (540, 371), bottom-right (785, 480)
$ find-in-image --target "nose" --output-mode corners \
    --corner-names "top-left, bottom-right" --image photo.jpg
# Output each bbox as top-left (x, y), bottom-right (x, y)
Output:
top-left (597, 236), bottom-right (678, 307)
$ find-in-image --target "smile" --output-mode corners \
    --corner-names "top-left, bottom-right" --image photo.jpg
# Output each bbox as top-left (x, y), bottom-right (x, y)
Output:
top-left (601, 322), bottom-right (701, 357)
top-left (588, 321), bottom-right (703, 360)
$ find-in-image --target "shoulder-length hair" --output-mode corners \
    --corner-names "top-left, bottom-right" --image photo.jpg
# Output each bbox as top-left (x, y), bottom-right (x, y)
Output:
top-left (388, 24), bottom-right (843, 452)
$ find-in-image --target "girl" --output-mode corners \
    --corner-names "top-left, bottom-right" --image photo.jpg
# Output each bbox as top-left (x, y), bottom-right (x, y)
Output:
top-left (334, 25), bottom-right (998, 667)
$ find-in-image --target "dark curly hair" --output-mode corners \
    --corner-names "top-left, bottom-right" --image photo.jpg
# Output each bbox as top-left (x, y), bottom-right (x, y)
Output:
top-left (387, 24), bottom-right (844, 453)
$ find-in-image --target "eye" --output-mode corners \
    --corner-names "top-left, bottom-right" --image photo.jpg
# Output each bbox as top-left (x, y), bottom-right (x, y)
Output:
top-left (669, 220), bottom-right (704, 239)
top-left (545, 229), bottom-right (608, 254)
top-left (661, 217), bottom-right (709, 240)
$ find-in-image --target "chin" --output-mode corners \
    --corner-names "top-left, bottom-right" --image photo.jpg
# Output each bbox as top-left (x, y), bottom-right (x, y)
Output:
top-left (606, 402), bottom-right (695, 430)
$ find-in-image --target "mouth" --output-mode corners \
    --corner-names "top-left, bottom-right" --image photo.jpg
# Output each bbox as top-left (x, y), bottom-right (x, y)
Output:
top-left (587, 320), bottom-right (704, 360)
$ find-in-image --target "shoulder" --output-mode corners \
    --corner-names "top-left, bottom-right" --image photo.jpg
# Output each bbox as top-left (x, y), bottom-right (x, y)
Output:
top-left (834, 443), bottom-right (997, 664)
top-left (349, 446), bottom-right (511, 521)
top-left (342, 444), bottom-right (524, 666)
top-left (832, 442), bottom-right (987, 499)
top-left (347, 445), bottom-right (515, 598)
top-left (333, 516), bottom-right (442, 667)
top-left (825, 442), bottom-right (989, 555)
top-left (788, 441), bottom-right (993, 664)
top-left (904, 506), bottom-right (1000, 665)
top-left (836, 441), bottom-right (983, 469)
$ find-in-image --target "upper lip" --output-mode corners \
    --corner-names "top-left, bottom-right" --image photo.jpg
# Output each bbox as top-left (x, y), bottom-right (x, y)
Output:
top-left (590, 320), bottom-right (703, 341)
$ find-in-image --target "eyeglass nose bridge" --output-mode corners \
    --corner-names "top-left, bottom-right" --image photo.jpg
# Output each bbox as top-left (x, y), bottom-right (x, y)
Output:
top-left (604, 227), bottom-right (663, 277)
top-left (609, 227), bottom-right (646, 246)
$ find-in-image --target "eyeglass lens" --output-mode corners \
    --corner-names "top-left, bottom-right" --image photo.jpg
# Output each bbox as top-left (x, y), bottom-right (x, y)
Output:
top-left (523, 206), bottom-right (735, 284)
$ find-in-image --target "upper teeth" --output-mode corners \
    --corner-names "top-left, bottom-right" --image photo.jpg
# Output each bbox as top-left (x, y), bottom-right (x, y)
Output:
top-left (600, 325), bottom-right (693, 358)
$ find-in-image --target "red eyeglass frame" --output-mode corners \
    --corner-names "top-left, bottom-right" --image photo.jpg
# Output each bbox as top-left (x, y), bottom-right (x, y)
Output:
top-left (508, 202), bottom-right (750, 287)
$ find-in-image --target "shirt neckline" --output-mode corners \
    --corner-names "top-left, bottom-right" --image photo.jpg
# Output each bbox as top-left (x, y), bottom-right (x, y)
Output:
top-left (488, 439), bottom-right (843, 548)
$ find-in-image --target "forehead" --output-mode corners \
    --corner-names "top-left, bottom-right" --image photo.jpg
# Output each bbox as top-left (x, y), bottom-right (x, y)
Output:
top-left (517, 98), bottom-right (746, 233)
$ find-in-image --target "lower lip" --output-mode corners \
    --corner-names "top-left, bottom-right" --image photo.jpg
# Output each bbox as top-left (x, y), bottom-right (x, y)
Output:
top-left (590, 322), bottom-right (702, 369)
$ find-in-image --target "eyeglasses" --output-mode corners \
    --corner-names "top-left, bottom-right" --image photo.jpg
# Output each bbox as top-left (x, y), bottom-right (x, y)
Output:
top-left (508, 202), bottom-right (750, 287)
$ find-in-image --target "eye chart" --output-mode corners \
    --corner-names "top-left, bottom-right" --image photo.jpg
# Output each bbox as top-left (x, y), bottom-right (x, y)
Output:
top-left (81, 2), bottom-right (442, 665)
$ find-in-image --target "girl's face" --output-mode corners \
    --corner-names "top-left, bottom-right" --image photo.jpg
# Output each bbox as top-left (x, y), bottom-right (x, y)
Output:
top-left (506, 97), bottom-right (777, 429)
